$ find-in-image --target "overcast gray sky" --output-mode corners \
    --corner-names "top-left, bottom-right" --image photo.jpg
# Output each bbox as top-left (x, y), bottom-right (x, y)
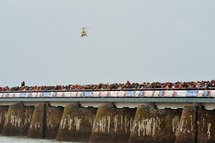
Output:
top-left (0, 0), bottom-right (215, 87)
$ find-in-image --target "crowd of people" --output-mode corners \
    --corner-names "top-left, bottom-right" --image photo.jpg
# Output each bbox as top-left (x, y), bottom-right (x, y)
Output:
top-left (0, 80), bottom-right (215, 92)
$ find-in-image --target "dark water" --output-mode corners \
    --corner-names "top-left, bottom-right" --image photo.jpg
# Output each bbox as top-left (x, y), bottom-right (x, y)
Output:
top-left (0, 136), bottom-right (85, 143)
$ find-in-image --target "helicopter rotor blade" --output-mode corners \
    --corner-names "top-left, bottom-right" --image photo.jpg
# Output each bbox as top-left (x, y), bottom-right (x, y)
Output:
top-left (84, 26), bottom-right (95, 29)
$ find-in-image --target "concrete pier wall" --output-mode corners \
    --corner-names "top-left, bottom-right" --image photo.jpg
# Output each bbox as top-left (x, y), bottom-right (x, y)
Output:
top-left (44, 105), bottom-right (64, 139)
top-left (128, 104), bottom-right (182, 143)
top-left (56, 103), bottom-right (97, 142)
top-left (1, 103), bottom-right (34, 136)
top-left (1, 102), bottom-right (215, 142)
top-left (90, 103), bottom-right (136, 143)
top-left (175, 105), bottom-right (198, 143)
top-left (27, 103), bottom-right (45, 138)
top-left (197, 106), bottom-right (215, 143)
top-left (27, 103), bottom-right (64, 139)
top-left (0, 106), bottom-right (8, 133)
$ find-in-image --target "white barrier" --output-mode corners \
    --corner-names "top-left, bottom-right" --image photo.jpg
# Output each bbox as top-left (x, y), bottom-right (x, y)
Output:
top-left (1, 90), bottom-right (215, 98)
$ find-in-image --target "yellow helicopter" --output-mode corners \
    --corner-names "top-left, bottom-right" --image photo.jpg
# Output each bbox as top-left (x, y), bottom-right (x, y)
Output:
top-left (81, 27), bottom-right (94, 37)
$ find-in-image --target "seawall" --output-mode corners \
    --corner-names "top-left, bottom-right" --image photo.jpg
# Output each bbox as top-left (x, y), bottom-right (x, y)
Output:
top-left (0, 102), bottom-right (214, 142)
top-left (1, 89), bottom-right (215, 142)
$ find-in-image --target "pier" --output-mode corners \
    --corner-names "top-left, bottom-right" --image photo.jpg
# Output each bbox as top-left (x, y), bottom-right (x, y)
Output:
top-left (0, 90), bottom-right (215, 143)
